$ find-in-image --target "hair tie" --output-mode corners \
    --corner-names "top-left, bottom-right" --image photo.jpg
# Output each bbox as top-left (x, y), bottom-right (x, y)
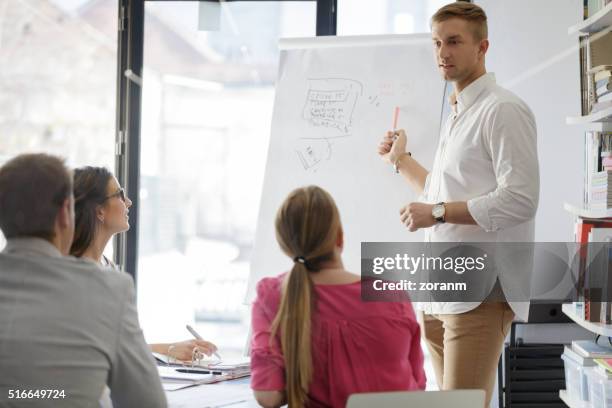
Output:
top-left (293, 256), bottom-right (306, 264)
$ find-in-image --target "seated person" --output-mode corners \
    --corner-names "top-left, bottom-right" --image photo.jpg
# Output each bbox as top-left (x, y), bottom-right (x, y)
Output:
top-left (251, 186), bottom-right (426, 408)
top-left (0, 154), bottom-right (166, 408)
top-left (70, 166), bottom-right (217, 361)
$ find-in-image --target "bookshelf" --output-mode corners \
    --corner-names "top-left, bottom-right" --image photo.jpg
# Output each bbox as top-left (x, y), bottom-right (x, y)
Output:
top-left (562, 303), bottom-right (612, 337)
top-left (560, 5), bottom-right (612, 407)
top-left (564, 0), bottom-right (612, 219)
top-left (568, 1), bottom-right (612, 34)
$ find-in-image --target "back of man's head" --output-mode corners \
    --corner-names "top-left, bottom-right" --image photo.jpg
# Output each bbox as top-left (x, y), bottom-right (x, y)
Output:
top-left (0, 153), bottom-right (73, 242)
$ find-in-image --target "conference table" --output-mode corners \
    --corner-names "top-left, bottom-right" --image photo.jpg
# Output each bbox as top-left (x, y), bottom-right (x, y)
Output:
top-left (164, 377), bottom-right (259, 408)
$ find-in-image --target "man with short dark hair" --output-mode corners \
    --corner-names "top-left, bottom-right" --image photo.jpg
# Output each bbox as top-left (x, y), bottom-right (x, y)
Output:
top-left (378, 2), bottom-right (539, 406)
top-left (0, 153), bottom-right (75, 250)
top-left (0, 153), bottom-right (166, 408)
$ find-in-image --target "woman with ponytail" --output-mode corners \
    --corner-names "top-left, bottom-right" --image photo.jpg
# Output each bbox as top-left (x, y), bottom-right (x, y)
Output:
top-left (251, 186), bottom-right (426, 407)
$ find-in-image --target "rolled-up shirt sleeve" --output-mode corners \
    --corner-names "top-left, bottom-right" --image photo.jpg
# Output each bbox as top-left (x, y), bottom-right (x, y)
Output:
top-left (250, 279), bottom-right (285, 391)
top-left (417, 172), bottom-right (432, 203)
top-left (467, 101), bottom-right (539, 232)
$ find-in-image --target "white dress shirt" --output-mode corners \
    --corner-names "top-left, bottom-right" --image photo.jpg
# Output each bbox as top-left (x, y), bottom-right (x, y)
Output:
top-left (0, 237), bottom-right (167, 408)
top-left (418, 72), bottom-right (539, 321)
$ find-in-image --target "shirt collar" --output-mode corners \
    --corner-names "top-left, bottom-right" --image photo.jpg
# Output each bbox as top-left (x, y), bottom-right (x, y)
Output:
top-left (449, 72), bottom-right (496, 115)
top-left (3, 237), bottom-right (63, 258)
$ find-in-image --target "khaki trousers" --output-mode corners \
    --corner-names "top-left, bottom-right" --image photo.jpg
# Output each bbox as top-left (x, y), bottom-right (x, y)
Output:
top-left (420, 301), bottom-right (514, 408)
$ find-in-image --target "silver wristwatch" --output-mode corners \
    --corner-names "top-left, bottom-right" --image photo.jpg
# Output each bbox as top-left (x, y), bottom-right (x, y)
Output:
top-left (432, 202), bottom-right (446, 223)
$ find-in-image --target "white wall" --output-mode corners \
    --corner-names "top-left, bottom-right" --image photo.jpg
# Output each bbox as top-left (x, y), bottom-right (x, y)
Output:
top-left (477, 0), bottom-right (584, 242)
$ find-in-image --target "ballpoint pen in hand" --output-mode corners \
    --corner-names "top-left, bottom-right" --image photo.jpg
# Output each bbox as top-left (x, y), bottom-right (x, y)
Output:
top-left (186, 324), bottom-right (222, 361)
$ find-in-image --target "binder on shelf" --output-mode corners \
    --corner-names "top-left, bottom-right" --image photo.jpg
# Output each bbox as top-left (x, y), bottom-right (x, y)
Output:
top-left (599, 237), bottom-right (612, 323)
top-left (599, 92), bottom-right (612, 103)
top-left (588, 0), bottom-right (609, 17)
top-left (596, 77), bottom-right (612, 91)
top-left (589, 29), bottom-right (612, 68)
top-left (584, 229), bottom-right (612, 321)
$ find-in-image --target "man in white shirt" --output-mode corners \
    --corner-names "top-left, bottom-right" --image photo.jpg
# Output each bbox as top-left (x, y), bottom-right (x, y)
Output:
top-left (378, 3), bottom-right (539, 406)
top-left (0, 154), bottom-right (166, 408)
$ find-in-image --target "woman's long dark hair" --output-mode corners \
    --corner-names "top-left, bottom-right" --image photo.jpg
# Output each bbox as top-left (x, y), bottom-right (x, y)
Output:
top-left (70, 166), bottom-right (112, 257)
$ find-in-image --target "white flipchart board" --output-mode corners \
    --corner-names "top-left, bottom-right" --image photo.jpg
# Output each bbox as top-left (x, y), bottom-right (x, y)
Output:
top-left (246, 34), bottom-right (445, 301)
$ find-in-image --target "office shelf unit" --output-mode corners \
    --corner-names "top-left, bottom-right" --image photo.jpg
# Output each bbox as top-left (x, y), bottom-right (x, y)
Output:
top-left (562, 3), bottom-right (612, 406)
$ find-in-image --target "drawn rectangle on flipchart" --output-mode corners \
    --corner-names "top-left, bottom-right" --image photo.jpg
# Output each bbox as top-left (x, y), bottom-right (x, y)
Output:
top-left (246, 34), bottom-right (445, 301)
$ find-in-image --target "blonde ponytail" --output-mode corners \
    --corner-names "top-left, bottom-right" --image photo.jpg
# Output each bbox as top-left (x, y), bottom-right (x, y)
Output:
top-left (271, 261), bottom-right (314, 407)
top-left (271, 186), bottom-right (341, 407)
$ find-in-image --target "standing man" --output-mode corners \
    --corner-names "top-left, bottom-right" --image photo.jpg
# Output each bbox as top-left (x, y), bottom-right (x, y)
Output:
top-left (378, 2), bottom-right (539, 406)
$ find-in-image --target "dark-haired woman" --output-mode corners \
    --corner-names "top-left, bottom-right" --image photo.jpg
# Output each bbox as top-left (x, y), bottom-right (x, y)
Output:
top-left (251, 186), bottom-right (426, 408)
top-left (71, 166), bottom-right (217, 361)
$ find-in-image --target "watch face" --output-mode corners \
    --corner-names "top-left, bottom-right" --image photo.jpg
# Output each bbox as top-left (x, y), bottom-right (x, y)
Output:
top-left (433, 205), bottom-right (445, 218)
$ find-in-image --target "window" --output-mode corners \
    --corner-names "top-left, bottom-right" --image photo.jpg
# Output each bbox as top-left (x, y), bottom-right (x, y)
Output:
top-left (137, 1), bottom-right (316, 357)
top-left (338, 0), bottom-right (451, 35)
top-left (0, 0), bottom-right (117, 249)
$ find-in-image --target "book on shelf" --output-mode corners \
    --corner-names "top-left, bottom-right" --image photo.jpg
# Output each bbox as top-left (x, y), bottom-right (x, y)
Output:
top-left (588, 0), bottom-right (612, 15)
top-left (591, 169), bottom-right (612, 179)
top-left (597, 78), bottom-right (612, 90)
top-left (586, 136), bottom-right (612, 211)
top-left (600, 135), bottom-right (612, 154)
top-left (601, 238), bottom-right (612, 323)
top-left (573, 339), bottom-right (612, 358)
top-left (598, 92), bottom-right (612, 103)
top-left (590, 203), bottom-right (612, 210)
top-left (602, 157), bottom-right (612, 167)
top-left (589, 30), bottom-right (612, 69)
top-left (595, 358), bottom-right (612, 374)
top-left (592, 100), bottom-right (612, 114)
top-left (590, 171), bottom-right (612, 209)
top-left (594, 70), bottom-right (612, 83)
top-left (574, 222), bottom-right (612, 321)
top-left (565, 345), bottom-right (598, 367)
top-left (588, 0), bottom-right (607, 17)
top-left (597, 82), bottom-right (612, 97)
top-left (587, 134), bottom-right (600, 207)
top-left (585, 230), bottom-right (612, 321)
top-left (596, 233), bottom-right (612, 324)
top-left (590, 65), bottom-right (612, 75)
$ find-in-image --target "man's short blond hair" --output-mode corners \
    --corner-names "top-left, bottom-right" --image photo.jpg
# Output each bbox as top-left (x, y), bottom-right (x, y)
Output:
top-left (431, 2), bottom-right (488, 41)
